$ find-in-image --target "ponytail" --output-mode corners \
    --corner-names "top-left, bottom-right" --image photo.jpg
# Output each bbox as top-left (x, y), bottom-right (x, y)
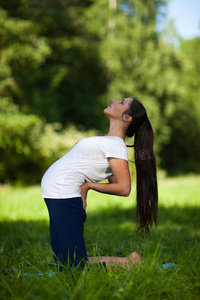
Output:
top-left (125, 98), bottom-right (158, 233)
top-left (134, 120), bottom-right (158, 233)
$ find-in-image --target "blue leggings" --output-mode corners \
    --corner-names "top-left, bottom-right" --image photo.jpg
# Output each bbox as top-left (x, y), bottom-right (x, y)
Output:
top-left (45, 197), bottom-right (88, 269)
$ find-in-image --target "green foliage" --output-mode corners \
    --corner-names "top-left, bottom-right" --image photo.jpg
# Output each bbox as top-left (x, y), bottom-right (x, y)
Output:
top-left (0, 176), bottom-right (200, 299)
top-left (0, 8), bottom-right (51, 96)
top-left (160, 38), bottom-right (200, 173)
top-left (84, 0), bottom-right (182, 155)
top-left (0, 0), bottom-right (200, 182)
top-left (0, 98), bottom-right (44, 183)
top-left (0, 98), bottom-right (98, 184)
top-left (0, 3), bottom-right (108, 129)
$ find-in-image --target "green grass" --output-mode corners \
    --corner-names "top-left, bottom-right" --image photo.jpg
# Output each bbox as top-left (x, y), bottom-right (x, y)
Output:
top-left (0, 175), bottom-right (200, 300)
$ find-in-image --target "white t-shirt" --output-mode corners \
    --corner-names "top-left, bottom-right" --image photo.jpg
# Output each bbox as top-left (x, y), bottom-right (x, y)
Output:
top-left (41, 136), bottom-right (128, 199)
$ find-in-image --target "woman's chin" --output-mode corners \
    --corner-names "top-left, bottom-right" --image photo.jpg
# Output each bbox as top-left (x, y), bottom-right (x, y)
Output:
top-left (104, 107), bottom-right (109, 115)
top-left (104, 106), bottom-right (114, 119)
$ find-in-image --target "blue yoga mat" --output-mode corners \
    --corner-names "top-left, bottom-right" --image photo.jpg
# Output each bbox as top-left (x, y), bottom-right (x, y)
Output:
top-left (13, 262), bottom-right (175, 277)
top-left (13, 267), bottom-right (58, 277)
top-left (162, 263), bottom-right (174, 269)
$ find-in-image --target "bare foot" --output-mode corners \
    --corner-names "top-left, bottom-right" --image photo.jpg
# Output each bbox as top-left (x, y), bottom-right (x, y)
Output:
top-left (128, 252), bottom-right (141, 264)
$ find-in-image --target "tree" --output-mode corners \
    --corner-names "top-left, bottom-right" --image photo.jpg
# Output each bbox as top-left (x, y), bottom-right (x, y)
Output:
top-left (84, 0), bottom-right (182, 157)
top-left (1, 0), bottom-right (199, 182)
top-left (0, 1), bottom-right (108, 129)
top-left (160, 38), bottom-right (200, 173)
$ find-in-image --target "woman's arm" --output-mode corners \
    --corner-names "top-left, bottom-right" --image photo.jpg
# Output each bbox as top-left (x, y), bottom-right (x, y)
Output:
top-left (78, 158), bottom-right (131, 207)
top-left (108, 175), bottom-right (117, 183)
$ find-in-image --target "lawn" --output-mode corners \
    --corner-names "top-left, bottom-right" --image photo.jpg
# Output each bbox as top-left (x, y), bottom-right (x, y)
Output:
top-left (0, 175), bottom-right (200, 300)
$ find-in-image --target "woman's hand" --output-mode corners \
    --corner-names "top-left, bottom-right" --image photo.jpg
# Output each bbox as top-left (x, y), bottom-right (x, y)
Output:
top-left (78, 159), bottom-right (131, 210)
top-left (78, 182), bottom-right (90, 210)
top-left (78, 159), bottom-right (131, 198)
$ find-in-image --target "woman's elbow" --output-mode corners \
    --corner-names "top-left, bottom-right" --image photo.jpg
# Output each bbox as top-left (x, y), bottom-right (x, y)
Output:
top-left (122, 185), bottom-right (131, 197)
top-left (124, 189), bottom-right (131, 197)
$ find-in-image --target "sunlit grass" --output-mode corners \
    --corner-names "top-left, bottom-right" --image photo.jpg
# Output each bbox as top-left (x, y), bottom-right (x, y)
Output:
top-left (0, 175), bottom-right (200, 300)
top-left (0, 185), bottom-right (47, 221)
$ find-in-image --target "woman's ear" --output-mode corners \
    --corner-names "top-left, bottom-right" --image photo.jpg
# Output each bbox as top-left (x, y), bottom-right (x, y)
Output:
top-left (122, 113), bottom-right (132, 123)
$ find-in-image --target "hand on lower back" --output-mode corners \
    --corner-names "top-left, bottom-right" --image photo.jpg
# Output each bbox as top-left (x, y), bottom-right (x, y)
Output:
top-left (78, 182), bottom-right (89, 210)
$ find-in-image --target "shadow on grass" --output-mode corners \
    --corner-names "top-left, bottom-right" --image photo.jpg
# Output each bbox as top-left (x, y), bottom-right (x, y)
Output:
top-left (86, 204), bottom-right (200, 234)
top-left (0, 220), bottom-right (50, 259)
top-left (0, 205), bottom-right (199, 263)
top-left (85, 205), bottom-right (200, 255)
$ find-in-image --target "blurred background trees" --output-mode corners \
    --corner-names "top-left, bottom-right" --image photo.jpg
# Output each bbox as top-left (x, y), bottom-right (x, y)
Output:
top-left (0, 0), bottom-right (199, 183)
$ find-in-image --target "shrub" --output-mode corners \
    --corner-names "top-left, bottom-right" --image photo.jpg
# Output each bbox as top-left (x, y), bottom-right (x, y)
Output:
top-left (0, 98), bottom-right (97, 184)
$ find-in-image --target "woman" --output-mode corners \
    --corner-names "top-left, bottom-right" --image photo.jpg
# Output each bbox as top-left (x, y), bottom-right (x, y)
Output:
top-left (41, 97), bottom-right (158, 269)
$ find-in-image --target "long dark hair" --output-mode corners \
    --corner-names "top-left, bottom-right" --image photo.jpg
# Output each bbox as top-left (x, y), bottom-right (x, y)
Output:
top-left (125, 97), bottom-right (158, 233)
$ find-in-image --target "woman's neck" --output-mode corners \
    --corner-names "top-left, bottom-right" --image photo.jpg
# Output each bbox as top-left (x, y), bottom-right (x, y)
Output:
top-left (106, 121), bottom-right (126, 141)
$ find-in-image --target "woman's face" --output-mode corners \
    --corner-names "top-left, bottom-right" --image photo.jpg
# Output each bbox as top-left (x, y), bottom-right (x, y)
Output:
top-left (104, 97), bottom-right (133, 119)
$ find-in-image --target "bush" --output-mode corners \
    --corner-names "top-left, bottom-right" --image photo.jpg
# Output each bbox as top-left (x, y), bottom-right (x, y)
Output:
top-left (0, 98), bottom-right (98, 184)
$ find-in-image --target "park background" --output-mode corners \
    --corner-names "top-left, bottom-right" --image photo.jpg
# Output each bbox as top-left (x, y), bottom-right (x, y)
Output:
top-left (0, 0), bottom-right (200, 182)
top-left (0, 0), bottom-right (200, 299)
